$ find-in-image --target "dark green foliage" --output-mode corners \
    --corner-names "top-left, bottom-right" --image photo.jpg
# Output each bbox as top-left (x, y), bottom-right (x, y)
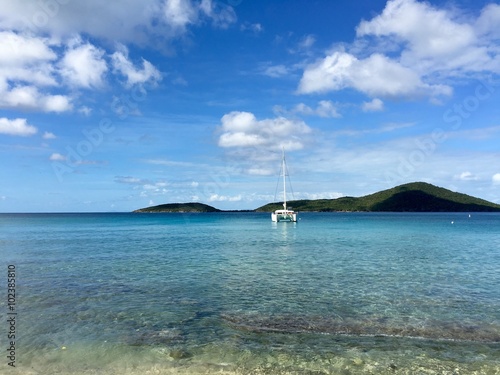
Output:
top-left (133, 202), bottom-right (220, 213)
top-left (134, 182), bottom-right (500, 213)
top-left (255, 182), bottom-right (500, 212)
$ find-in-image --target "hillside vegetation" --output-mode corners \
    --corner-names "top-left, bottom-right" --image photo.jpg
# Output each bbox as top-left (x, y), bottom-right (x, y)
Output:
top-left (255, 182), bottom-right (500, 212)
top-left (134, 202), bottom-right (220, 213)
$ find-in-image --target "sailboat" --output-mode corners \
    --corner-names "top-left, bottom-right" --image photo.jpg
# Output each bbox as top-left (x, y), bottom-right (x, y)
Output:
top-left (271, 148), bottom-right (297, 222)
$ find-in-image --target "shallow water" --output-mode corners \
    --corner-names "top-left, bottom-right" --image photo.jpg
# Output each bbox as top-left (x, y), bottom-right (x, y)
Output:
top-left (1, 212), bottom-right (499, 374)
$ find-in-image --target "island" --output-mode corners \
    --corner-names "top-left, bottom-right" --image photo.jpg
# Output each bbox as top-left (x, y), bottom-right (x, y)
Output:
top-left (134, 182), bottom-right (500, 213)
top-left (134, 202), bottom-right (220, 213)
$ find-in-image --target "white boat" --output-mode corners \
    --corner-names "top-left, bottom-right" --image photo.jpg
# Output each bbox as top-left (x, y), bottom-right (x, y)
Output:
top-left (271, 149), bottom-right (297, 222)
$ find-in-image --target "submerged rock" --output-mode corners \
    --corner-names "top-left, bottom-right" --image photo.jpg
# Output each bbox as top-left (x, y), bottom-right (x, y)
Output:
top-left (169, 348), bottom-right (192, 360)
top-left (221, 312), bottom-right (500, 343)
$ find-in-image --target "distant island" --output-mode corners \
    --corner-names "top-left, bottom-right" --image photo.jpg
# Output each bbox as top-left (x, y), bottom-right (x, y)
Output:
top-left (134, 202), bottom-right (220, 213)
top-left (134, 182), bottom-right (500, 213)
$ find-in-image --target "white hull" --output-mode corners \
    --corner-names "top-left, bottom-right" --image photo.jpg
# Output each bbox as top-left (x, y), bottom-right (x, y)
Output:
top-left (272, 210), bottom-right (297, 222)
top-left (271, 148), bottom-right (298, 222)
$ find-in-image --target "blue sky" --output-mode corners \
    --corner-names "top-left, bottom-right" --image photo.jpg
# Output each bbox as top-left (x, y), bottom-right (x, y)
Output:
top-left (1, 0), bottom-right (499, 212)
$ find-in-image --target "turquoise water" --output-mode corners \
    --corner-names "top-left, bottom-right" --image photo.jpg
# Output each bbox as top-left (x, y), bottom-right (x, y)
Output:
top-left (1, 212), bottom-right (500, 374)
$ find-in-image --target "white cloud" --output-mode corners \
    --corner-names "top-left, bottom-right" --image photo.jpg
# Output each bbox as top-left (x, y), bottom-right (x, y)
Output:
top-left (358, 0), bottom-right (500, 74)
top-left (295, 191), bottom-right (344, 200)
top-left (357, 0), bottom-right (475, 59)
top-left (0, 1), bottom-right (234, 114)
top-left (0, 118), bottom-right (37, 136)
top-left (293, 100), bottom-right (341, 118)
top-left (493, 173), bottom-right (500, 185)
top-left (298, 0), bottom-right (500, 101)
top-left (247, 167), bottom-right (273, 176)
top-left (43, 131), bottom-right (56, 139)
top-left (0, 32), bottom-right (57, 85)
top-left (42, 94), bottom-right (73, 112)
top-left (362, 98), bottom-right (384, 112)
top-left (298, 51), bottom-right (451, 99)
top-left (455, 171), bottom-right (478, 181)
top-left (199, 0), bottom-right (237, 29)
top-left (164, 0), bottom-right (198, 29)
top-left (49, 153), bottom-right (66, 161)
top-left (141, 185), bottom-right (169, 197)
top-left (0, 32), bottom-right (73, 113)
top-left (115, 176), bottom-right (146, 185)
top-left (208, 194), bottom-right (242, 202)
top-left (78, 106), bottom-right (92, 116)
top-left (476, 4), bottom-right (500, 39)
top-left (0, 1), bottom-right (236, 46)
top-left (60, 39), bottom-right (108, 89)
top-left (218, 111), bottom-right (312, 151)
top-left (262, 64), bottom-right (290, 78)
top-left (241, 22), bottom-right (263, 34)
top-left (0, 85), bottom-right (73, 113)
top-left (315, 100), bottom-right (341, 118)
top-left (299, 34), bottom-right (316, 50)
top-left (111, 46), bottom-right (162, 87)
top-left (298, 51), bottom-right (355, 94)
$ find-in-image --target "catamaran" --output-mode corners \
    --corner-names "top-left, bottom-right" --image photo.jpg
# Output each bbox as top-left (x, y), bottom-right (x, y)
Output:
top-left (271, 149), bottom-right (297, 222)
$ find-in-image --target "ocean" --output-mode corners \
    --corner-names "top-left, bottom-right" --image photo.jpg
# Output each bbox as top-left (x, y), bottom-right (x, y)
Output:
top-left (1, 212), bottom-right (499, 374)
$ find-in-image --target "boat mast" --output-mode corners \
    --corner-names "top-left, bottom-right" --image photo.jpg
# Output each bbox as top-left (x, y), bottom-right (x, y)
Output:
top-left (282, 147), bottom-right (287, 211)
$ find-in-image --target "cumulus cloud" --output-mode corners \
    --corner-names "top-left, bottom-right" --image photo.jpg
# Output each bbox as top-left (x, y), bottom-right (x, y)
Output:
top-left (357, 0), bottom-right (475, 59)
top-left (362, 98), bottom-right (384, 112)
top-left (0, 85), bottom-right (72, 113)
top-left (0, 32), bottom-right (73, 112)
top-left (0, 1), bottom-right (233, 113)
top-left (111, 46), bottom-right (162, 87)
top-left (218, 111), bottom-right (312, 151)
top-left (297, 0), bottom-right (500, 101)
top-left (0, 118), bottom-right (37, 136)
top-left (164, 0), bottom-right (198, 30)
top-left (476, 4), bottom-right (500, 39)
top-left (0, 0), bottom-right (236, 45)
top-left (493, 173), bottom-right (500, 185)
top-left (298, 51), bottom-right (451, 99)
top-left (0, 31), bottom-right (57, 86)
top-left (60, 39), bottom-right (108, 89)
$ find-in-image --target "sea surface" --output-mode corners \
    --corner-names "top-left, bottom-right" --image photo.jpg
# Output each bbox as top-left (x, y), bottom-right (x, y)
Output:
top-left (1, 212), bottom-right (500, 374)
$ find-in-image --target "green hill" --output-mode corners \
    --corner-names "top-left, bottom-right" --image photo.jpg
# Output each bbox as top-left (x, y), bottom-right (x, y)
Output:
top-left (255, 182), bottom-right (500, 212)
top-left (133, 202), bottom-right (220, 213)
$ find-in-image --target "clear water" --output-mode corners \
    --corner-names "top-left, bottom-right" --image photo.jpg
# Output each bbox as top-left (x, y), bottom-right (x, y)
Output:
top-left (1, 212), bottom-right (499, 374)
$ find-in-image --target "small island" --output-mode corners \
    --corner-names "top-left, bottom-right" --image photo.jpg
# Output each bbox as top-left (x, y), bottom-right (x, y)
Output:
top-left (133, 202), bottom-right (220, 213)
top-left (134, 182), bottom-right (500, 213)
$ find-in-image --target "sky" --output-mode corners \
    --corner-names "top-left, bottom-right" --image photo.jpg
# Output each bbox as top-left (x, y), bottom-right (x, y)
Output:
top-left (1, 0), bottom-right (500, 212)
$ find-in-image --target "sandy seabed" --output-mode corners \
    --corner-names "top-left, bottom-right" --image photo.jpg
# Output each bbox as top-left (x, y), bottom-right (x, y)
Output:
top-left (7, 341), bottom-right (500, 375)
